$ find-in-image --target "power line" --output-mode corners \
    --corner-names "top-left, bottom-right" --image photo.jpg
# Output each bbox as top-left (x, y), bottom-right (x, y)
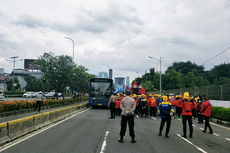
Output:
top-left (202, 46), bottom-right (230, 65)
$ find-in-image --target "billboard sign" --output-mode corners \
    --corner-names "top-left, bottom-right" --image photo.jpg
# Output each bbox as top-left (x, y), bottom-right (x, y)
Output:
top-left (24, 59), bottom-right (40, 70)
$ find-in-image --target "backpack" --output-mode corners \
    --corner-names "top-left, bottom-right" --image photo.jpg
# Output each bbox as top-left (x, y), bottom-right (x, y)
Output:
top-left (184, 101), bottom-right (192, 112)
top-left (162, 109), bottom-right (170, 116)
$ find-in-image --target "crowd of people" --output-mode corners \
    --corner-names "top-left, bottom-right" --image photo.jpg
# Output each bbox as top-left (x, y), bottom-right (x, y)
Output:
top-left (108, 90), bottom-right (213, 142)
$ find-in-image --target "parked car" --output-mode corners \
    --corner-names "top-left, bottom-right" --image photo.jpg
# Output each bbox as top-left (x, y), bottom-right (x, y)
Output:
top-left (45, 92), bottom-right (58, 99)
top-left (58, 93), bottom-right (62, 97)
top-left (0, 90), bottom-right (4, 99)
top-left (23, 92), bottom-right (34, 98)
top-left (31, 91), bottom-right (43, 98)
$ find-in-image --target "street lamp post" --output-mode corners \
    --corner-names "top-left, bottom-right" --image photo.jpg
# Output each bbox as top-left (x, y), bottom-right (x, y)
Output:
top-left (6, 56), bottom-right (23, 90)
top-left (148, 56), bottom-right (164, 95)
top-left (64, 37), bottom-right (75, 62)
top-left (136, 72), bottom-right (143, 84)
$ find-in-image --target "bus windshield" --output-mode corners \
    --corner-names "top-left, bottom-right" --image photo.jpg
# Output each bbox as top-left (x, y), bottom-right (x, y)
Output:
top-left (90, 82), bottom-right (112, 98)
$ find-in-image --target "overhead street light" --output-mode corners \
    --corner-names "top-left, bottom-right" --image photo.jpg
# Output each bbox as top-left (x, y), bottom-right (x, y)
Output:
top-left (64, 37), bottom-right (75, 62)
top-left (148, 56), bottom-right (164, 95)
top-left (6, 56), bottom-right (23, 90)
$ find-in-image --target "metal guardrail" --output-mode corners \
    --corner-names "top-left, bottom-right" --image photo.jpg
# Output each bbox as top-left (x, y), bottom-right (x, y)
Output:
top-left (148, 84), bottom-right (230, 100)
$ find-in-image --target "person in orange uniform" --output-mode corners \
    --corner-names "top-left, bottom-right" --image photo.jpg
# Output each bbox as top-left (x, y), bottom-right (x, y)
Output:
top-left (181, 92), bottom-right (195, 138)
top-left (200, 97), bottom-right (213, 134)
top-left (115, 96), bottom-right (121, 116)
top-left (149, 95), bottom-right (157, 120)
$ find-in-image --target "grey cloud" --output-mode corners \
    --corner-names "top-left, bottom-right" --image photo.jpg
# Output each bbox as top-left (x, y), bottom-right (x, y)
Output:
top-left (10, 14), bottom-right (46, 28)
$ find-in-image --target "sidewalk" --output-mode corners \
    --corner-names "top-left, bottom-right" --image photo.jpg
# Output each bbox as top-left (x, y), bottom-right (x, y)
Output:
top-left (0, 100), bottom-right (88, 124)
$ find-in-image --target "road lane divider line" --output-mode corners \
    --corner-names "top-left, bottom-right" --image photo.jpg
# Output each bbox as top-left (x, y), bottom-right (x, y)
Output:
top-left (0, 108), bottom-right (90, 152)
top-left (225, 138), bottom-right (230, 141)
top-left (209, 122), bottom-right (230, 130)
top-left (213, 133), bottom-right (219, 136)
top-left (177, 119), bottom-right (181, 121)
top-left (192, 125), bottom-right (196, 127)
top-left (199, 128), bottom-right (204, 130)
top-left (177, 134), bottom-right (207, 153)
top-left (100, 131), bottom-right (109, 153)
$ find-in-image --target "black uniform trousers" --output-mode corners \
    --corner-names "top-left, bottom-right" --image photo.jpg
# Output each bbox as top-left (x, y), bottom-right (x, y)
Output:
top-left (150, 107), bottom-right (157, 117)
top-left (159, 116), bottom-right (171, 135)
top-left (36, 100), bottom-right (42, 112)
top-left (110, 103), bottom-right (116, 118)
top-left (204, 116), bottom-right (213, 132)
top-left (115, 108), bottom-right (121, 116)
top-left (176, 107), bottom-right (182, 117)
top-left (120, 115), bottom-right (135, 138)
top-left (140, 107), bottom-right (147, 117)
top-left (197, 113), bottom-right (203, 123)
top-left (182, 115), bottom-right (193, 134)
top-left (135, 106), bottom-right (139, 115)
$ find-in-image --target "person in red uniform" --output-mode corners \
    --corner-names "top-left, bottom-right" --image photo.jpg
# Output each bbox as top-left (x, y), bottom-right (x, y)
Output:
top-left (200, 97), bottom-right (213, 134)
top-left (115, 96), bottom-right (121, 116)
top-left (150, 95), bottom-right (157, 120)
top-left (181, 92), bottom-right (195, 138)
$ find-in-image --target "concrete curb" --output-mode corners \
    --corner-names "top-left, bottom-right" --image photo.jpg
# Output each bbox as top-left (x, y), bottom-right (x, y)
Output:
top-left (210, 118), bottom-right (230, 126)
top-left (0, 102), bottom-right (89, 146)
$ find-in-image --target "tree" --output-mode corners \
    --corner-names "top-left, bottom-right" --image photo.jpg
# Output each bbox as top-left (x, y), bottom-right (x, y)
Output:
top-left (7, 78), bottom-right (20, 91)
top-left (183, 72), bottom-right (196, 88)
top-left (142, 81), bottom-right (157, 92)
top-left (36, 52), bottom-right (75, 99)
top-left (166, 61), bottom-right (205, 77)
top-left (69, 65), bottom-right (92, 99)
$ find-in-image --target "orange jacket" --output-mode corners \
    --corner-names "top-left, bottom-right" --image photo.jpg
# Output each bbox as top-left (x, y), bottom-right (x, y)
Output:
top-left (115, 99), bottom-right (121, 108)
top-left (150, 98), bottom-right (157, 107)
top-left (170, 100), bottom-right (176, 107)
top-left (182, 100), bottom-right (195, 116)
top-left (176, 99), bottom-right (182, 108)
top-left (200, 101), bottom-right (212, 117)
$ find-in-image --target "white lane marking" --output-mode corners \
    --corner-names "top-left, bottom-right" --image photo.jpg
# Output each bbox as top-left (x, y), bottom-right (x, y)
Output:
top-left (177, 134), bottom-right (207, 153)
top-left (177, 119), bottom-right (181, 121)
top-left (225, 138), bottom-right (230, 141)
top-left (192, 125), bottom-right (196, 127)
top-left (100, 131), bottom-right (109, 153)
top-left (0, 108), bottom-right (90, 152)
top-left (209, 122), bottom-right (230, 130)
top-left (199, 128), bottom-right (204, 130)
top-left (213, 133), bottom-right (219, 136)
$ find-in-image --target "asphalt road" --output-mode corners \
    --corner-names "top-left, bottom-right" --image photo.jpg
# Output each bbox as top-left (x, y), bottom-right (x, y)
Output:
top-left (0, 108), bottom-right (230, 153)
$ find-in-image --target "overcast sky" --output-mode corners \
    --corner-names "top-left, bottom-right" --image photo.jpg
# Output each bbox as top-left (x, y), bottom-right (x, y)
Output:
top-left (0, 0), bottom-right (230, 82)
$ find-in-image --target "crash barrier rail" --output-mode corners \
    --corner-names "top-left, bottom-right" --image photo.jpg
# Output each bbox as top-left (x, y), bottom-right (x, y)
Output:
top-left (148, 83), bottom-right (230, 100)
top-left (0, 102), bottom-right (88, 145)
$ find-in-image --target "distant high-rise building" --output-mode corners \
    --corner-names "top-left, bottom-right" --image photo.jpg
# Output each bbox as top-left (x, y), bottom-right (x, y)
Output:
top-left (0, 68), bottom-right (4, 74)
top-left (114, 77), bottom-right (125, 89)
top-left (126, 76), bottom-right (130, 87)
top-left (98, 72), bottom-right (108, 78)
top-left (109, 69), bottom-right (113, 79)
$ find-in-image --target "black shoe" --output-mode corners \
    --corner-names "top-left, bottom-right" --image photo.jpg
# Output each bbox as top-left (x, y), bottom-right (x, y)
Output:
top-left (189, 135), bottom-right (193, 138)
top-left (131, 139), bottom-right (136, 143)
top-left (158, 133), bottom-right (162, 136)
top-left (109, 117), bottom-right (113, 119)
top-left (202, 130), bottom-right (206, 133)
top-left (209, 132), bottom-right (213, 134)
top-left (165, 135), bottom-right (169, 138)
top-left (118, 139), bottom-right (124, 143)
top-left (181, 135), bottom-right (187, 138)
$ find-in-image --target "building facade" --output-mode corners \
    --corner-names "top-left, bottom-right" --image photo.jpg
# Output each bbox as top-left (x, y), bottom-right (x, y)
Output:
top-left (98, 72), bottom-right (108, 78)
top-left (109, 69), bottom-right (113, 79)
top-left (126, 76), bottom-right (130, 88)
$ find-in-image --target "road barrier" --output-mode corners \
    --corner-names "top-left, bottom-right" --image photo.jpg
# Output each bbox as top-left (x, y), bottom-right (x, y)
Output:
top-left (0, 102), bottom-right (88, 145)
top-left (0, 123), bottom-right (11, 145)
